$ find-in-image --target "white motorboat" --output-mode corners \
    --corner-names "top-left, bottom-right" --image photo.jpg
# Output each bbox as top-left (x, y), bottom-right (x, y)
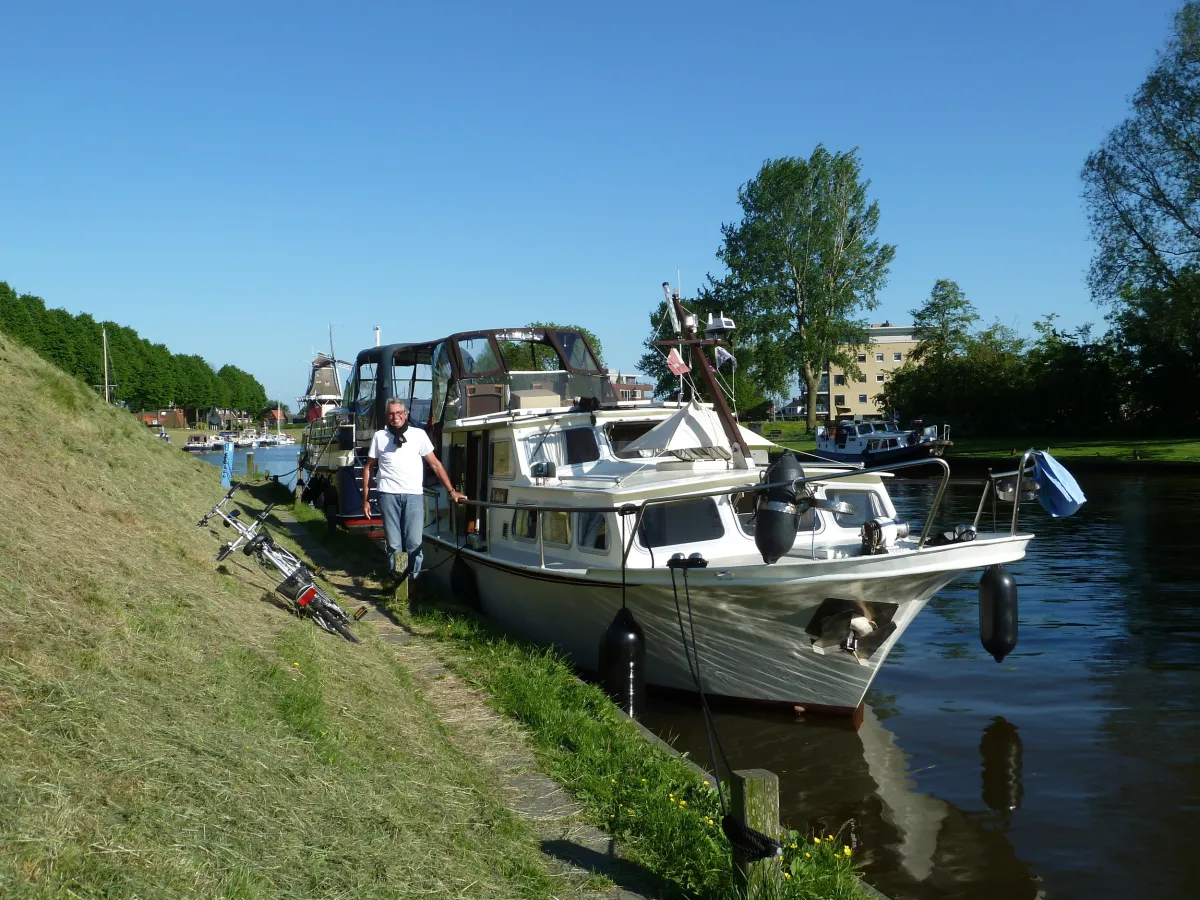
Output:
top-left (182, 434), bottom-right (221, 452)
top-left (301, 317), bottom-right (1075, 715)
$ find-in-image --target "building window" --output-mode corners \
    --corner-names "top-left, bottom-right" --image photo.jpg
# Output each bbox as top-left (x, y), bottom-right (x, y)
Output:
top-left (875, 352), bottom-right (884, 362)
top-left (857, 353), bottom-right (867, 363)
top-left (858, 394), bottom-right (868, 403)
top-left (834, 374), bottom-right (846, 386)
top-left (876, 373), bottom-right (885, 382)
top-left (858, 374), bottom-right (867, 383)
top-left (893, 352), bottom-right (902, 361)
top-left (834, 394), bottom-right (846, 407)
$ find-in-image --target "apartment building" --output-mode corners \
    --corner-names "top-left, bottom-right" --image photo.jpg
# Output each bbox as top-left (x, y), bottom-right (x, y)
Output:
top-left (803, 323), bottom-right (919, 420)
top-left (607, 372), bottom-right (656, 401)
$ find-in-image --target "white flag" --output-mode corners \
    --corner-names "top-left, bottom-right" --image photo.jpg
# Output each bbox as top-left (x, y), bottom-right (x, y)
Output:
top-left (714, 346), bottom-right (736, 368)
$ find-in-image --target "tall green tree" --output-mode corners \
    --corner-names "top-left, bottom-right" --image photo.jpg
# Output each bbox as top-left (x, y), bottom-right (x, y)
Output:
top-left (715, 148), bottom-right (896, 430)
top-left (1080, 1), bottom-right (1200, 430)
top-left (1082, 2), bottom-right (1200, 299)
top-left (910, 279), bottom-right (978, 365)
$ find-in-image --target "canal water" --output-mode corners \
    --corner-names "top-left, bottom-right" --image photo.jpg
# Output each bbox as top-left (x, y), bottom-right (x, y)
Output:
top-left (638, 473), bottom-right (1200, 900)
top-left (194, 445), bottom-right (302, 491)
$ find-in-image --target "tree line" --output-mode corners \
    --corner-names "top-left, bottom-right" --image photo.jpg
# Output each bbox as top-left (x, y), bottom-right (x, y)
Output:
top-left (639, 2), bottom-right (1200, 437)
top-left (0, 282), bottom-right (269, 414)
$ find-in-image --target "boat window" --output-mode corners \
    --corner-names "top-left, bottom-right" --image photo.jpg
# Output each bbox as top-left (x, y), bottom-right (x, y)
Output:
top-left (577, 511), bottom-right (609, 551)
top-left (638, 497), bottom-right (725, 548)
top-left (824, 489), bottom-right (882, 528)
top-left (543, 510), bottom-right (571, 546)
top-left (873, 422), bottom-right (889, 433)
top-left (524, 427), bottom-right (600, 467)
top-left (607, 422), bottom-right (657, 459)
top-left (456, 334), bottom-right (502, 375)
top-left (430, 342), bottom-right (455, 425)
top-left (354, 362), bottom-right (378, 432)
top-left (495, 330), bottom-right (562, 372)
top-left (512, 508), bottom-right (538, 541)
top-left (491, 439), bottom-right (514, 478)
top-left (564, 428), bottom-right (600, 464)
top-left (555, 330), bottom-right (601, 371)
top-left (732, 492), bottom-right (814, 536)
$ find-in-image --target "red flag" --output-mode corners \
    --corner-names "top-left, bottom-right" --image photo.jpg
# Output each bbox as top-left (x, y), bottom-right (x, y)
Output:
top-left (666, 347), bottom-right (690, 375)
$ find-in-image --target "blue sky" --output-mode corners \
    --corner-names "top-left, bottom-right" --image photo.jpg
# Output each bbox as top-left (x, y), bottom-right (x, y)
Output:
top-left (0, 1), bottom-right (1185, 405)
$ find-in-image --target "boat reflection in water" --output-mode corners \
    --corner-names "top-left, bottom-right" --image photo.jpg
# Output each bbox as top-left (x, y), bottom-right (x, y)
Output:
top-left (638, 699), bottom-right (1041, 900)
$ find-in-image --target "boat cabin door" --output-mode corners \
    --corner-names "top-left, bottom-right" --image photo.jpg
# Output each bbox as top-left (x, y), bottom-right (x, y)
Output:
top-left (450, 430), bottom-right (488, 540)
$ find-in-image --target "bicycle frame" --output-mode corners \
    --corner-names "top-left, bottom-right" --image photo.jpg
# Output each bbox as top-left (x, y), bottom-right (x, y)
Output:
top-left (198, 486), bottom-right (361, 640)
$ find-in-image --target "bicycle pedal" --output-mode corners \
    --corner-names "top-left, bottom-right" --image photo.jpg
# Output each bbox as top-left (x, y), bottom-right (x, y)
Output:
top-left (353, 605), bottom-right (368, 621)
top-left (313, 567), bottom-right (324, 576)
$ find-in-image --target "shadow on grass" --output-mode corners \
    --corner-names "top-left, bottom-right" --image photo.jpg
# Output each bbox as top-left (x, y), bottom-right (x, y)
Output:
top-left (541, 838), bottom-right (666, 900)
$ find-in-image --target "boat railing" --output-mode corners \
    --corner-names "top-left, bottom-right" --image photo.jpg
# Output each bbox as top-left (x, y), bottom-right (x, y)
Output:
top-left (972, 449), bottom-right (1037, 536)
top-left (420, 453), bottom-right (1038, 569)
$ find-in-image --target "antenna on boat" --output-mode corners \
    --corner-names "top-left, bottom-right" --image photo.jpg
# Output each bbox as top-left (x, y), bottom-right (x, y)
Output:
top-left (374, 325), bottom-right (380, 347)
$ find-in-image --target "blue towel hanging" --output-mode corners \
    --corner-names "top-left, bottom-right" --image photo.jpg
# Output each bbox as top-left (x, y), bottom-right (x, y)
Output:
top-left (1032, 451), bottom-right (1086, 518)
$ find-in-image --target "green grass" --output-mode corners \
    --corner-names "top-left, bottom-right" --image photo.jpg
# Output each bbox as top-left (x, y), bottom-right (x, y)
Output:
top-left (0, 333), bottom-right (560, 898)
top-left (749, 422), bottom-right (817, 454)
top-left (947, 435), bottom-right (1200, 463)
top-left (376, 599), bottom-right (866, 900)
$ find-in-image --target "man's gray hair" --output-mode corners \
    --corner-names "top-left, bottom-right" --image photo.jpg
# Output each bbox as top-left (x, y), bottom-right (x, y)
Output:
top-left (385, 398), bottom-right (408, 412)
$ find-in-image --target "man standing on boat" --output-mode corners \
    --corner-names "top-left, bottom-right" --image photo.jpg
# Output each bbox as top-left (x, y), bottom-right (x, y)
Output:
top-left (362, 399), bottom-right (465, 584)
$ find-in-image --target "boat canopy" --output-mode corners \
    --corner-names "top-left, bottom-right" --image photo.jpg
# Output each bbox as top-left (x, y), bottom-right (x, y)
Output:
top-left (621, 402), bottom-right (733, 461)
top-left (346, 327), bottom-right (616, 437)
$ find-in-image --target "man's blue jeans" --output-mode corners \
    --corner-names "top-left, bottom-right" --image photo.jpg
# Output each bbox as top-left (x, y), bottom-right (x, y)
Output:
top-left (378, 492), bottom-right (424, 581)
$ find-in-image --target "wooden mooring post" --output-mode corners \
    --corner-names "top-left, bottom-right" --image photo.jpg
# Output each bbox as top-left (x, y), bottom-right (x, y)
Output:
top-left (246, 452), bottom-right (255, 475)
top-left (730, 768), bottom-right (782, 894)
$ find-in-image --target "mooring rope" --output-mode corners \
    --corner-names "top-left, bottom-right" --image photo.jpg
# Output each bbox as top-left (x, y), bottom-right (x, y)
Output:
top-left (667, 562), bottom-right (782, 864)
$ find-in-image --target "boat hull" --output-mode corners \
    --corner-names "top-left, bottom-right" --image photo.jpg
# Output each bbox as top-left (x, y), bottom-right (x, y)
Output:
top-left (811, 441), bottom-right (948, 465)
top-left (421, 534), bottom-right (1029, 712)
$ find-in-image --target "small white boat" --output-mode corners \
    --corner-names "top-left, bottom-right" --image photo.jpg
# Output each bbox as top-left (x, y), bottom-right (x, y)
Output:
top-left (182, 434), bottom-right (220, 452)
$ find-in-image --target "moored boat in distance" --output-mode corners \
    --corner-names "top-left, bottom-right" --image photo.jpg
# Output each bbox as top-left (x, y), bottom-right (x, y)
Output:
top-left (298, 312), bottom-right (1077, 715)
top-left (183, 434), bottom-right (221, 452)
top-left (812, 419), bottom-right (952, 465)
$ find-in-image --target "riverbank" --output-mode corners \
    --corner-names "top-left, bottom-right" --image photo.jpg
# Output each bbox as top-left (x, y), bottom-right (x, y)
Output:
top-left (0, 334), bottom-right (871, 898)
top-left (753, 422), bottom-right (1200, 471)
top-left (0, 335), bottom-right (576, 897)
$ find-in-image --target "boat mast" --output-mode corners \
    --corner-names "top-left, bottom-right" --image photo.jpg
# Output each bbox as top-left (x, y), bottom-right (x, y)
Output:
top-left (662, 294), bottom-right (751, 467)
top-left (102, 326), bottom-right (109, 404)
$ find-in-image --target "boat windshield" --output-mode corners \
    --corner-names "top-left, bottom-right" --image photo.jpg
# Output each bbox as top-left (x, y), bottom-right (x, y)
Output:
top-left (452, 328), bottom-right (614, 411)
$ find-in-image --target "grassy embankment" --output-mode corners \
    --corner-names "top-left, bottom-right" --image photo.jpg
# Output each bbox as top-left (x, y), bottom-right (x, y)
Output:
top-left (946, 435), bottom-right (1200, 463)
top-left (0, 328), bottom-right (865, 898)
top-left (0, 333), bottom-right (563, 898)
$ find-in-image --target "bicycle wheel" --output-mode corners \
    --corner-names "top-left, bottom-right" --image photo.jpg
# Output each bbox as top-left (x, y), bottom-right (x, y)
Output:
top-left (328, 616), bottom-right (360, 643)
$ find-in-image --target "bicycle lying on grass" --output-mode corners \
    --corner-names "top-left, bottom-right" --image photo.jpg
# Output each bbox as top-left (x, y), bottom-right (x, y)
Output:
top-left (199, 485), bottom-right (363, 643)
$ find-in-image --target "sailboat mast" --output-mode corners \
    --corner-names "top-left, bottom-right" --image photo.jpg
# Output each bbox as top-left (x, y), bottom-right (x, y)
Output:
top-left (102, 326), bottom-right (109, 404)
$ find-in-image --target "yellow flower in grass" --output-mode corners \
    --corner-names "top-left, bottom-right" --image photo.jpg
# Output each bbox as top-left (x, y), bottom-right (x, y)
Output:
top-left (790, 843), bottom-right (798, 849)
top-left (784, 873), bottom-right (791, 880)
top-left (804, 852), bottom-right (812, 859)
top-left (611, 778), bottom-right (616, 784)
top-left (679, 800), bottom-right (687, 807)
top-left (813, 837), bottom-right (821, 844)
top-left (844, 846), bottom-right (852, 856)
top-left (826, 834), bottom-right (833, 841)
